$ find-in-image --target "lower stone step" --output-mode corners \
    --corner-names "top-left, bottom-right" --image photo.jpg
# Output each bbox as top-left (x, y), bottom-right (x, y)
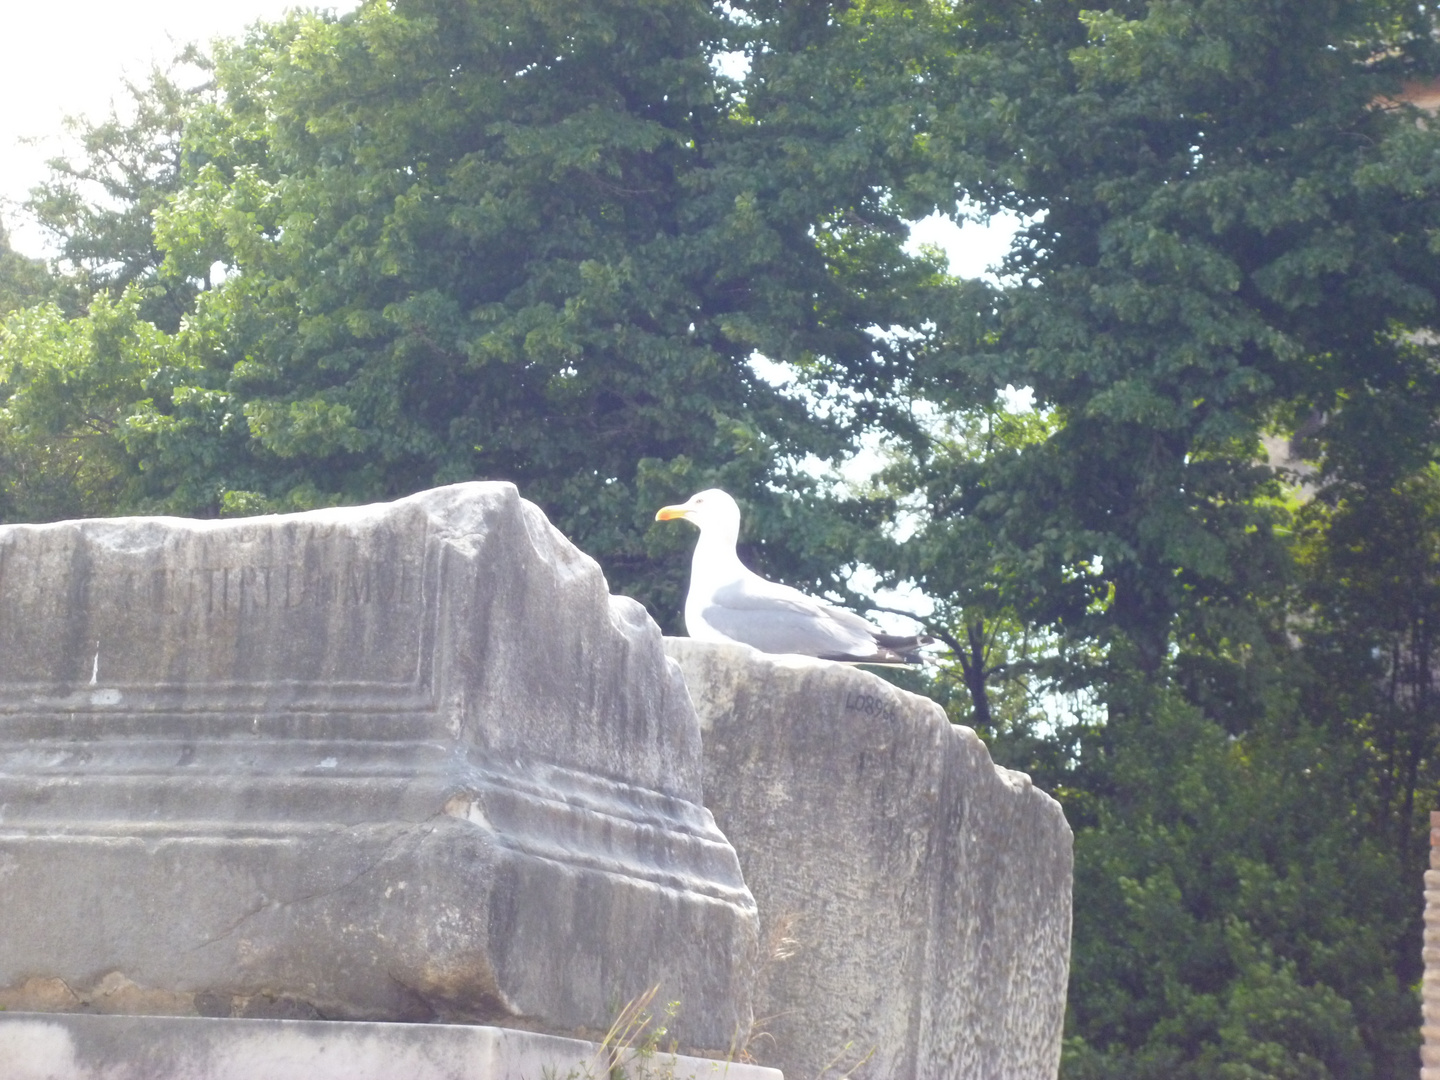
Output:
top-left (0, 1012), bottom-right (782, 1080)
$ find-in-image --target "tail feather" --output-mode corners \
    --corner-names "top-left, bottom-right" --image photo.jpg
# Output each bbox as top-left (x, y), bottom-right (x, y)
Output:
top-left (872, 631), bottom-right (934, 665)
top-left (820, 631), bottom-right (934, 667)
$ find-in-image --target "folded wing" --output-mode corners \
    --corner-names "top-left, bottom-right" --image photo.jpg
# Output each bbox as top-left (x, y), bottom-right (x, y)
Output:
top-left (700, 572), bottom-right (923, 663)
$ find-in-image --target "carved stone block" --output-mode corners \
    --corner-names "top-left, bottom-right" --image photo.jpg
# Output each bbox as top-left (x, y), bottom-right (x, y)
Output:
top-left (0, 485), bottom-right (757, 1053)
top-left (665, 639), bottom-right (1071, 1079)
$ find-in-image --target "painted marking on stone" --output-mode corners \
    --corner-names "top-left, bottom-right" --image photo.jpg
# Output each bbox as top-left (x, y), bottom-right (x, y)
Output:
top-left (844, 690), bottom-right (900, 722)
top-left (90, 642), bottom-right (100, 685)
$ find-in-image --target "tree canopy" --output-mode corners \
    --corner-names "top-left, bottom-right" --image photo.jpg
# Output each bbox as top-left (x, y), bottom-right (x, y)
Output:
top-left (0, 219), bottom-right (51, 317)
top-left (112, 0), bottom-right (952, 620)
top-left (26, 62), bottom-right (198, 330)
top-left (897, 0), bottom-right (1440, 672)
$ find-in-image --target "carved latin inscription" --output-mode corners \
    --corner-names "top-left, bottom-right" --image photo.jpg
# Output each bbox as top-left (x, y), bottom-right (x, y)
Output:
top-left (0, 518), bottom-right (430, 694)
top-left (113, 563), bottom-right (411, 617)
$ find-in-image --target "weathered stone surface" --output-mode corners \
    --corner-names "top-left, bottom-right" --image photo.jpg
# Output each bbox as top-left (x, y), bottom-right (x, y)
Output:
top-left (0, 1012), bottom-right (784, 1080)
top-left (0, 484), bottom-right (757, 1052)
top-left (664, 639), bottom-right (1072, 1080)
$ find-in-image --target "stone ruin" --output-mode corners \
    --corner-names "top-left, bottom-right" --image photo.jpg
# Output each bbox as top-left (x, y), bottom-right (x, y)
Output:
top-left (668, 640), bottom-right (1072, 1080)
top-left (0, 483), bottom-right (1071, 1079)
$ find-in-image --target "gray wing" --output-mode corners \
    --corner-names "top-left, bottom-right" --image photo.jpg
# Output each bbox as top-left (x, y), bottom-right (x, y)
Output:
top-left (699, 574), bottom-right (879, 658)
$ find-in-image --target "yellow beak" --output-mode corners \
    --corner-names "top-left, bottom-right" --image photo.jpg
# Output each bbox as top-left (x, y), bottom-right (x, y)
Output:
top-left (655, 504), bottom-right (690, 522)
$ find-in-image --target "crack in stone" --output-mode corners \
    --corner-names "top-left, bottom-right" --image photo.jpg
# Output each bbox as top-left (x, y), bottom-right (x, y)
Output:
top-left (187, 897), bottom-right (270, 953)
top-left (187, 820), bottom-right (441, 952)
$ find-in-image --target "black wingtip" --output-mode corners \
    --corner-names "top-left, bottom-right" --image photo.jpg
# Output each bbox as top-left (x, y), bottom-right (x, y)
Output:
top-left (820, 643), bottom-right (930, 667)
top-left (866, 632), bottom-right (934, 665)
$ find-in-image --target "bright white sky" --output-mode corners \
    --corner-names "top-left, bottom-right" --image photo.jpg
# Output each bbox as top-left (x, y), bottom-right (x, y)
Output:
top-left (1, 1), bottom-right (354, 255)
top-left (0, 0), bottom-right (1016, 276)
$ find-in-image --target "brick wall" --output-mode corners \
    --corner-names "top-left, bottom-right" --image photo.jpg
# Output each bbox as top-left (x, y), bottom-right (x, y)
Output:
top-left (1423, 811), bottom-right (1440, 1079)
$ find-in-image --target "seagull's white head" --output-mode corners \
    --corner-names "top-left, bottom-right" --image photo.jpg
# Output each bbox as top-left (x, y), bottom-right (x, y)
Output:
top-left (655, 489), bottom-right (742, 541)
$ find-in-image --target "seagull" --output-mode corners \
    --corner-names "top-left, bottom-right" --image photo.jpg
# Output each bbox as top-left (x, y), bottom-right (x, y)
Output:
top-left (655, 489), bottom-right (931, 664)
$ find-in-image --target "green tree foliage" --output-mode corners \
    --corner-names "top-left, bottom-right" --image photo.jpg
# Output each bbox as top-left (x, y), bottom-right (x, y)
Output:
top-left (881, 0), bottom-right (1440, 1075)
top-left (0, 292), bottom-right (183, 521)
top-left (26, 61), bottom-right (202, 331)
top-left (1060, 690), bottom-right (1412, 1080)
top-left (1298, 465), bottom-right (1440, 867)
top-left (0, 219), bottom-right (52, 316)
top-left (873, 399), bottom-right (1096, 774)
top-left (903, 0), bottom-right (1440, 676)
top-left (132, 0), bottom-right (948, 619)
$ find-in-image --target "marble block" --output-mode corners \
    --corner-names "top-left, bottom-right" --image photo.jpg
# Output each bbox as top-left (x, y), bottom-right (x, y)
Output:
top-left (665, 638), bottom-right (1072, 1080)
top-left (0, 484), bottom-right (757, 1054)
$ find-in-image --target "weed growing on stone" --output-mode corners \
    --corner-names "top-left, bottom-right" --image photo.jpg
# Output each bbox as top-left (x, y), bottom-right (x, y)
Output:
top-left (540, 984), bottom-right (728, 1080)
top-left (812, 1042), bottom-right (874, 1079)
